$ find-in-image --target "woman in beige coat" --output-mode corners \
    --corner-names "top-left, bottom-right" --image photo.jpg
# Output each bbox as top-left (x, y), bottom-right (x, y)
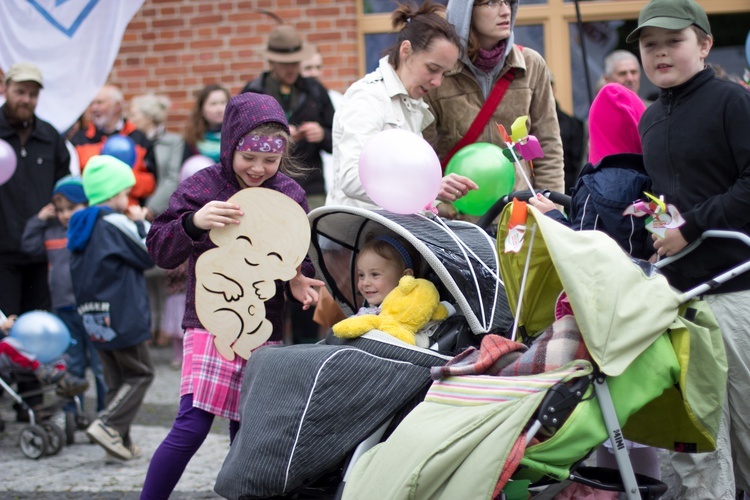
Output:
top-left (424, 0), bottom-right (564, 198)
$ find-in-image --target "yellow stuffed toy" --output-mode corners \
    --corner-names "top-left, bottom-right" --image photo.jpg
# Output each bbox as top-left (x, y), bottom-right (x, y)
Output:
top-left (332, 275), bottom-right (449, 345)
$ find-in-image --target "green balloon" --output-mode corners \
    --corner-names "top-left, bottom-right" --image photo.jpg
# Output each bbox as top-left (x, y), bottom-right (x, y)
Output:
top-left (445, 143), bottom-right (515, 216)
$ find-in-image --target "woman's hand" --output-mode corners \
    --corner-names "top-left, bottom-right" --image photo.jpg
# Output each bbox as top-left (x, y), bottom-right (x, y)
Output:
top-left (290, 267), bottom-right (325, 310)
top-left (437, 173), bottom-right (479, 203)
top-left (193, 201), bottom-right (243, 230)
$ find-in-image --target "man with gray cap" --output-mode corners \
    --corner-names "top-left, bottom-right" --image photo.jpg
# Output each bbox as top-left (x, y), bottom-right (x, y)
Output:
top-left (0, 62), bottom-right (70, 420)
top-left (241, 24), bottom-right (334, 345)
top-left (0, 62), bottom-right (70, 318)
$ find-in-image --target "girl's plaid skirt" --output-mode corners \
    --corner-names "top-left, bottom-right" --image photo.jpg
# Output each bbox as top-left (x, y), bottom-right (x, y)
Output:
top-left (180, 327), bottom-right (282, 421)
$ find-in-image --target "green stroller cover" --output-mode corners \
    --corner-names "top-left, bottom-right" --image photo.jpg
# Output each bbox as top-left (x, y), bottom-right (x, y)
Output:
top-left (497, 203), bottom-right (682, 376)
top-left (498, 203), bottom-right (728, 458)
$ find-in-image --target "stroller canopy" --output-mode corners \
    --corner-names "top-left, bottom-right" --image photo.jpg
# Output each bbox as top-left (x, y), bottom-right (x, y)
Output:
top-left (308, 207), bottom-right (512, 335)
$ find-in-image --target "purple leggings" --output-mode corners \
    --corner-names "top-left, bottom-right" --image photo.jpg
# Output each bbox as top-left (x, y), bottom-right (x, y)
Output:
top-left (140, 394), bottom-right (239, 499)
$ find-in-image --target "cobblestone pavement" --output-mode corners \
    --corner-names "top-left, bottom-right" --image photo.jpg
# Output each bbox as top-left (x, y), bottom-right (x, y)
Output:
top-left (0, 345), bottom-right (227, 498)
top-left (1, 345), bottom-right (683, 499)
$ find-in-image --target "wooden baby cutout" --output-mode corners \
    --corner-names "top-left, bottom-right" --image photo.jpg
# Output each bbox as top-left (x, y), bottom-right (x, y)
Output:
top-left (195, 188), bottom-right (311, 361)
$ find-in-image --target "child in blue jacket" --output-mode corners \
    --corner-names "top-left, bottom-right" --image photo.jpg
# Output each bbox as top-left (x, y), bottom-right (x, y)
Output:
top-left (68, 155), bottom-right (155, 461)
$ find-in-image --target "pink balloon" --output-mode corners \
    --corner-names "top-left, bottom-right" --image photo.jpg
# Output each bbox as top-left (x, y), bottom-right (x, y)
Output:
top-left (180, 155), bottom-right (214, 182)
top-left (0, 138), bottom-right (18, 186)
top-left (358, 129), bottom-right (441, 214)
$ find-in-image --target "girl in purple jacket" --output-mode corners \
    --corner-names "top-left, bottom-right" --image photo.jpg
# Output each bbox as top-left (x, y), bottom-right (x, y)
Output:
top-left (142, 92), bottom-right (323, 499)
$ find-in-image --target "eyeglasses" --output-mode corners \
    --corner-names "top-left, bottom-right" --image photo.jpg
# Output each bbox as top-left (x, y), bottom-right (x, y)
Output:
top-left (473, 0), bottom-right (513, 9)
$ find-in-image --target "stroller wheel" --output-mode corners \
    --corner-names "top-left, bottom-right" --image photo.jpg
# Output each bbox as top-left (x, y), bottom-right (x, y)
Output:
top-left (19, 424), bottom-right (49, 459)
top-left (65, 411), bottom-right (77, 445)
top-left (75, 411), bottom-right (92, 430)
top-left (43, 421), bottom-right (66, 455)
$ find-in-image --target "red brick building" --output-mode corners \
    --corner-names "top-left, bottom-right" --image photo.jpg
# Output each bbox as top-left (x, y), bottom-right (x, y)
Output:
top-left (110, 0), bottom-right (359, 134)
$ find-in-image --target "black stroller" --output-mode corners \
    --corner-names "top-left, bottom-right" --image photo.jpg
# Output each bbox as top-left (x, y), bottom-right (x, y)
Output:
top-left (214, 207), bottom-right (513, 499)
top-left (0, 365), bottom-right (86, 459)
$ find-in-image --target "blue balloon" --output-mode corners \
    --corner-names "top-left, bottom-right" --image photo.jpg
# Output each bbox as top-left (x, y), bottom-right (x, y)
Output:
top-left (9, 311), bottom-right (71, 364)
top-left (101, 135), bottom-right (137, 167)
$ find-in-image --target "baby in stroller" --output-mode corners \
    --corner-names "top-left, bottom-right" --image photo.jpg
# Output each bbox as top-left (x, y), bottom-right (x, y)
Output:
top-left (331, 233), bottom-right (456, 348)
top-left (215, 207), bottom-right (511, 499)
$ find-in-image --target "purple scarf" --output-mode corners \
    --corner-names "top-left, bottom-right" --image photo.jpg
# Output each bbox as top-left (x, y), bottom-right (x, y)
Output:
top-left (474, 40), bottom-right (507, 73)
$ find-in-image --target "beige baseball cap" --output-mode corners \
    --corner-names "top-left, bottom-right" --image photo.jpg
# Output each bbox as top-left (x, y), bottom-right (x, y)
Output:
top-left (5, 62), bottom-right (44, 87)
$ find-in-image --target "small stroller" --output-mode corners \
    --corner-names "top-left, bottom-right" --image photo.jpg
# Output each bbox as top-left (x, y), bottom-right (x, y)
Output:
top-left (339, 202), bottom-right (747, 499)
top-left (215, 207), bottom-right (513, 499)
top-left (0, 365), bottom-right (83, 459)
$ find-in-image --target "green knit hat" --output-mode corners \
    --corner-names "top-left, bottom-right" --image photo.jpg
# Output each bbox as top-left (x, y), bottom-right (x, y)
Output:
top-left (82, 155), bottom-right (136, 205)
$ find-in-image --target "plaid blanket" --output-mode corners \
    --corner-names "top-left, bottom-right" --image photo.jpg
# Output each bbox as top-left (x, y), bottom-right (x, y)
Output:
top-left (431, 315), bottom-right (590, 380)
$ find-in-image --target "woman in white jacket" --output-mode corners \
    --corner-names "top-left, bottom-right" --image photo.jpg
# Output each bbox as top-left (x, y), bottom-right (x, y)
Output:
top-left (326, 0), bottom-right (477, 210)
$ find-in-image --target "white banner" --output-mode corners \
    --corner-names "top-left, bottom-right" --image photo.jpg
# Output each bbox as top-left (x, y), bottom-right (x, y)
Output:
top-left (0, 0), bottom-right (145, 133)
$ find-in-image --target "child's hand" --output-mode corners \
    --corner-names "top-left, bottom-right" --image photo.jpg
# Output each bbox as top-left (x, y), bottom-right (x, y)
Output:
top-left (126, 205), bottom-right (149, 221)
top-left (437, 173), bottom-right (479, 202)
top-left (290, 267), bottom-right (325, 310)
top-left (193, 201), bottom-right (244, 230)
top-left (527, 193), bottom-right (557, 214)
top-left (298, 122), bottom-right (324, 143)
top-left (38, 203), bottom-right (57, 221)
top-left (652, 228), bottom-right (688, 257)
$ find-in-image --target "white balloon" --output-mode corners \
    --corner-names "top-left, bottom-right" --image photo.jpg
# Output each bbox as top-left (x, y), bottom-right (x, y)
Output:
top-left (358, 129), bottom-right (441, 214)
top-left (180, 155), bottom-right (215, 182)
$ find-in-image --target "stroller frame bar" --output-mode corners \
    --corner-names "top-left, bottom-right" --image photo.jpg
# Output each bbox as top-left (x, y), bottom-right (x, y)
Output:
top-left (0, 374), bottom-right (38, 425)
top-left (656, 230), bottom-right (750, 303)
top-left (593, 377), bottom-right (640, 500)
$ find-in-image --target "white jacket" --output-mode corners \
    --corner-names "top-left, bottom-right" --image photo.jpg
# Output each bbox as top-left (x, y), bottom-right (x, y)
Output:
top-left (325, 56), bottom-right (434, 209)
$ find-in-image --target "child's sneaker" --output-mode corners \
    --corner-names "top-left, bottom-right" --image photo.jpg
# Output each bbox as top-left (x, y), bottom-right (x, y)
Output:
top-left (55, 373), bottom-right (90, 398)
top-left (107, 442), bottom-right (142, 461)
top-left (34, 364), bottom-right (65, 385)
top-left (86, 419), bottom-right (132, 460)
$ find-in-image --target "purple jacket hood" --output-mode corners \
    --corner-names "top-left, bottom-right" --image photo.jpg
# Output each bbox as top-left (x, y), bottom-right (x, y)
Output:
top-left (219, 92), bottom-right (290, 180)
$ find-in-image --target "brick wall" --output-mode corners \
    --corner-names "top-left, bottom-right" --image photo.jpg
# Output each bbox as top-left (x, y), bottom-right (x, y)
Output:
top-left (109, 0), bottom-right (359, 134)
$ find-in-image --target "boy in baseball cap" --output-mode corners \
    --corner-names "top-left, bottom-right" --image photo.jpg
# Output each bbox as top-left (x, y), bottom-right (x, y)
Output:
top-left (631, 1), bottom-right (750, 498)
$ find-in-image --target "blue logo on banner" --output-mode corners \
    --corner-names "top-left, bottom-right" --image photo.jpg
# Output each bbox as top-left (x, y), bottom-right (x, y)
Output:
top-left (26, 0), bottom-right (99, 38)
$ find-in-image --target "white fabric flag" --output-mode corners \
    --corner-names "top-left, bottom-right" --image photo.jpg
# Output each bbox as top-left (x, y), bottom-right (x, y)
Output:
top-left (0, 0), bottom-right (145, 133)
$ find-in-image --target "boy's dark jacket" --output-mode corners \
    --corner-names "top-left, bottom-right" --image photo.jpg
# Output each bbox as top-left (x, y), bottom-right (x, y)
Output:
top-left (20, 216), bottom-right (77, 310)
top-left (68, 206), bottom-right (154, 350)
top-left (640, 67), bottom-right (750, 293)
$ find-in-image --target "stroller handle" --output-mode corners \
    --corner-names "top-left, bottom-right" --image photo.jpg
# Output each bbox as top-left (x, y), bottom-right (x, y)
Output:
top-left (656, 230), bottom-right (750, 302)
top-left (476, 190), bottom-right (572, 231)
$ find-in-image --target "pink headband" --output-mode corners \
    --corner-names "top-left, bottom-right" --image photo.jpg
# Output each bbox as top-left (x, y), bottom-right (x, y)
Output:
top-left (236, 133), bottom-right (287, 154)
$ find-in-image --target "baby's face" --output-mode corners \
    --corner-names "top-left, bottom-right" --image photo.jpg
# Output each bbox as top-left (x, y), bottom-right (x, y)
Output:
top-left (356, 250), bottom-right (403, 307)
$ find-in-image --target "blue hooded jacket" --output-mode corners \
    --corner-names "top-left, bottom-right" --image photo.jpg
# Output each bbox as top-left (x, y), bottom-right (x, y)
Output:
top-left (68, 206), bottom-right (154, 350)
